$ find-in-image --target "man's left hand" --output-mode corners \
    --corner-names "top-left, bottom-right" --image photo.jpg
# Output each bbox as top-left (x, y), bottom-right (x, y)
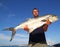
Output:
top-left (45, 19), bottom-right (51, 25)
top-left (43, 19), bottom-right (52, 32)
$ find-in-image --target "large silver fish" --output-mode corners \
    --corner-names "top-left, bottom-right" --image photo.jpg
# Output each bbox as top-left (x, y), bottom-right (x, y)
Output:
top-left (3, 14), bottom-right (58, 41)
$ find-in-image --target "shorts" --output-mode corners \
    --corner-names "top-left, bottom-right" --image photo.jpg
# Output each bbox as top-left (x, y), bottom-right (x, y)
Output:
top-left (28, 41), bottom-right (48, 47)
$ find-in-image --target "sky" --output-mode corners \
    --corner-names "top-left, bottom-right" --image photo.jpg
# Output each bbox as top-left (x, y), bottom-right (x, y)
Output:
top-left (0, 0), bottom-right (60, 46)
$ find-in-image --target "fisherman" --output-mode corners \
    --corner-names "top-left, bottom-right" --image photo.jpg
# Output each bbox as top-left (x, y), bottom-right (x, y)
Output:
top-left (24, 8), bottom-right (51, 47)
top-left (29, 8), bottom-right (51, 47)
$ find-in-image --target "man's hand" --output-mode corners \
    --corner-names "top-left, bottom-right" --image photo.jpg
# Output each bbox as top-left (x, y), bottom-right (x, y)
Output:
top-left (23, 25), bottom-right (29, 31)
top-left (43, 24), bottom-right (48, 31)
top-left (45, 19), bottom-right (51, 25)
top-left (43, 19), bottom-right (51, 32)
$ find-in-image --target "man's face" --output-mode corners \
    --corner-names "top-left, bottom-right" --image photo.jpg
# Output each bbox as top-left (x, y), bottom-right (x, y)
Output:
top-left (33, 9), bottom-right (39, 17)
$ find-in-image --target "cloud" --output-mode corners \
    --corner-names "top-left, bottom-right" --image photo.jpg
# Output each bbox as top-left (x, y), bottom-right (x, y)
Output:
top-left (15, 33), bottom-right (28, 38)
top-left (0, 2), bottom-right (15, 17)
top-left (0, 3), bottom-right (2, 6)
top-left (0, 3), bottom-right (8, 9)
top-left (13, 33), bottom-right (28, 44)
top-left (8, 13), bottom-right (15, 17)
top-left (13, 37), bottom-right (28, 42)
top-left (0, 33), bottom-right (10, 40)
top-left (0, 33), bottom-right (28, 45)
top-left (46, 38), bottom-right (56, 46)
top-left (0, 33), bottom-right (28, 40)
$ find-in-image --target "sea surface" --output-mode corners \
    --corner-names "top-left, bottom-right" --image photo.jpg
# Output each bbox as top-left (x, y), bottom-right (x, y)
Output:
top-left (0, 46), bottom-right (52, 47)
top-left (0, 46), bottom-right (27, 47)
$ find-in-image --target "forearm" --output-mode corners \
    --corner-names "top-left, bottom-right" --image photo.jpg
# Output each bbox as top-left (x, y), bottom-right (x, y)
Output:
top-left (43, 19), bottom-right (52, 32)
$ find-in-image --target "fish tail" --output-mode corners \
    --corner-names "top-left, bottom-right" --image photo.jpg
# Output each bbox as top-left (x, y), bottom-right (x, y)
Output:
top-left (3, 27), bottom-right (16, 41)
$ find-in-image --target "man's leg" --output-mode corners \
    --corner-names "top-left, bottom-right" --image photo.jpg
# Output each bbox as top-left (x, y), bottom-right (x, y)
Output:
top-left (28, 41), bottom-right (48, 47)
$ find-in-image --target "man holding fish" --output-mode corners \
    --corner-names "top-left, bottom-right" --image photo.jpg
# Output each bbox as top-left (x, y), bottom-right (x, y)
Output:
top-left (24, 8), bottom-right (51, 47)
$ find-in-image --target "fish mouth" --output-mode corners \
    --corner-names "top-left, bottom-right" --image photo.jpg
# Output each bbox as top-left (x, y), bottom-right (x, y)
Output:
top-left (48, 15), bottom-right (58, 22)
top-left (54, 16), bottom-right (58, 20)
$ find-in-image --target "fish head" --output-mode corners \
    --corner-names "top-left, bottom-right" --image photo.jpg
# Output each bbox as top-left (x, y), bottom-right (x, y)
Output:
top-left (46, 14), bottom-right (58, 22)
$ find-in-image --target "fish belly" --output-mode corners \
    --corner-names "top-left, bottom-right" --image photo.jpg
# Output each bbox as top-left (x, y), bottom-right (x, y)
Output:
top-left (28, 21), bottom-right (46, 33)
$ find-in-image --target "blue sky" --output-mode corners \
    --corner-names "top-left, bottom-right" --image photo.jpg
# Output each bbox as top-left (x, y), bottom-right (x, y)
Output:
top-left (0, 0), bottom-right (60, 46)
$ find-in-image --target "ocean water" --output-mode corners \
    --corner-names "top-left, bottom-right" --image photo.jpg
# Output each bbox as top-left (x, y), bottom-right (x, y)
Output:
top-left (0, 46), bottom-right (27, 47)
top-left (0, 46), bottom-right (53, 47)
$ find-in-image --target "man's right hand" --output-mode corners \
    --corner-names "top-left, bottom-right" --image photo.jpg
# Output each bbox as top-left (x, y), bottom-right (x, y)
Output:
top-left (23, 25), bottom-right (29, 31)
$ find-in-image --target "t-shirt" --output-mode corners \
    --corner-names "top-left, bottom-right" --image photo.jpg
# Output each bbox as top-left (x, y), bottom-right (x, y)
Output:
top-left (29, 24), bottom-right (47, 44)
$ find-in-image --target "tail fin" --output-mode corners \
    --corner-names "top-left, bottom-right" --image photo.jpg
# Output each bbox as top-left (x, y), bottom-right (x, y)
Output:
top-left (3, 27), bottom-right (16, 41)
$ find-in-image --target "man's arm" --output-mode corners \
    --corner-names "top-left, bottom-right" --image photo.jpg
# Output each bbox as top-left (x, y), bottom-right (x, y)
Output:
top-left (43, 19), bottom-right (52, 32)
